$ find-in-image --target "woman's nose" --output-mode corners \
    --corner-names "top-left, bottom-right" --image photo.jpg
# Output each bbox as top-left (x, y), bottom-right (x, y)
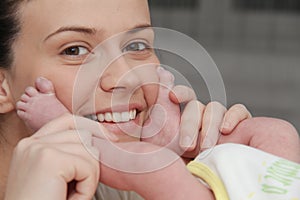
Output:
top-left (100, 56), bottom-right (141, 93)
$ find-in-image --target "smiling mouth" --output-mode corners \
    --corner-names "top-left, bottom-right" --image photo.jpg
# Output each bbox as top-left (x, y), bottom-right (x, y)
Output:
top-left (85, 109), bottom-right (138, 123)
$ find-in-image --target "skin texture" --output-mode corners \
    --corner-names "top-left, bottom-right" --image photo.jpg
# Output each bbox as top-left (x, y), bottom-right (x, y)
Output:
top-left (16, 77), bottom-right (69, 130)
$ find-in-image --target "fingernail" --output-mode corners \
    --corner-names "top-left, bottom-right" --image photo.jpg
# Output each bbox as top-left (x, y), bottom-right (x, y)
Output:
top-left (201, 137), bottom-right (213, 149)
top-left (180, 135), bottom-right (193, 147)
top-left (36, 76), bottom-right (49, 83)
top-left (36, 77), bottom-right (54, 93)
top-left (220, 122), bottom-right (230, 132)
top-left (221, 121), bottom-right (230, 131)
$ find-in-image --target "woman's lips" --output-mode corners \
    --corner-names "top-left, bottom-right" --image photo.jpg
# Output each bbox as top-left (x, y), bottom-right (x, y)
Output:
top-left (85, 108), bottom-right (138, 124)
top-left (85, 109), bottom-right (145, 140)
top-left (97, 109), bottom-right (137, 123)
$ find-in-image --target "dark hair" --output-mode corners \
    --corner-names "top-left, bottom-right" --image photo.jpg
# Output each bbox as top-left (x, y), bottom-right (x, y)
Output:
top-left (0, 0), bottom-right (22, 69)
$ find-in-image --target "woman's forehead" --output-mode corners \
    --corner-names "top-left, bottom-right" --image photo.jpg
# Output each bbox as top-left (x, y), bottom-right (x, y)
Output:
top-left (20, 0), bottom-right (150, 18)
top-left (20, 0), bottom-right (150, 38)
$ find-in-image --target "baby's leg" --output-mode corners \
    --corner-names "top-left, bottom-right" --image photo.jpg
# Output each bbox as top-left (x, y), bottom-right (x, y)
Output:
top-left (16, 77), bottom-right (69, 131)
top-left (218, 117), bottom-right (300, 163)
top-left (142, 67), bottom-right (181, 151)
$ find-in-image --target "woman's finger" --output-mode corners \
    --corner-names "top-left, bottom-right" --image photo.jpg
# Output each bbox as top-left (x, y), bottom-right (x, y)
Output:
top-left (9, 138), bottom-right (100, 200)
top-left (200, 101), bottom-right (227, 149)
top-left (220, 104), bottom-right (252, 134)
top-left (179, 100), bottom-right (205, 151)
top-left (50, 143), bottom-right (100, 164)
top-left (31, 130), bottom-right (94, 147)
top-left (50, 148), bottom-right (99, 200)
top-left (17, 130), bottom-right (100, 165)
top-left (170, 85), bottom-right (197, 104)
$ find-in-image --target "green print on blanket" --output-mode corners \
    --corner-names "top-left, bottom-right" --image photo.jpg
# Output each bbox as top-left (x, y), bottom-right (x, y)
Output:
top-left (262, 159), bottom-right (300, 195)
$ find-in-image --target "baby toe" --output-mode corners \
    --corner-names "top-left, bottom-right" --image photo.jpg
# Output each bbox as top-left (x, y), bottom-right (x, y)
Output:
top-left (17, 109), bottom-right (26, 118)
top-left (16, 101), bottom-right (27, 111)
top-left (35, 77), bottom-right (55, 94)
top-left (20, 94), bottom-right (30, 102)
top-left (157, 67), bottom-right (175, 88)
top-left (25, 86), bottom-right (39, 97)
top-left (17, 110), bottom-right (31, 121)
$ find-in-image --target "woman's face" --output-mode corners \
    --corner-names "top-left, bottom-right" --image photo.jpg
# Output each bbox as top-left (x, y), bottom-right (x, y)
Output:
top-left (7, 0), bottom-right (160, 141)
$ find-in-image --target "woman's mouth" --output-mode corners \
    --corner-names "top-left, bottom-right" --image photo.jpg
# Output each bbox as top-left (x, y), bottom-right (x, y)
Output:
top-left (85, 109), bottom-right (138, 123)
top-left (84, 108), bottom-right (143, 141)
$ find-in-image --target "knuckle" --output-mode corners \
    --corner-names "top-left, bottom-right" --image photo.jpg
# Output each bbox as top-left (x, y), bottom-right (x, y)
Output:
top-left (15, 137), bottom-right (32, 153)
top-left (26, 143), bottom-right (44, 157)
top-left (34, 146), bottom-right (58, 165)
top-left (14, 139), bottom-right (56, 166)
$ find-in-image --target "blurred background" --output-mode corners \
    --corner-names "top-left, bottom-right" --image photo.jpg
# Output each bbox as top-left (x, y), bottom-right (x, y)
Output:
top-left (148, 0), bottom-right (300, 133)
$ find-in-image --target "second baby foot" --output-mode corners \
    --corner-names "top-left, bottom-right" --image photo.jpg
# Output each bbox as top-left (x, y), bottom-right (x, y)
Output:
top-left (16, 77), bottom-right (69, 131)
top-left (142, 67), bottom-right (181, 150)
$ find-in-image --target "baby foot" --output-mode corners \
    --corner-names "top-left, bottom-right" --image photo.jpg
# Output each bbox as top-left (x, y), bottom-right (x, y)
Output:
top-left (16, 77), bottom-right (69, 131)
top-left (142, 67), bottom-right (181, 150)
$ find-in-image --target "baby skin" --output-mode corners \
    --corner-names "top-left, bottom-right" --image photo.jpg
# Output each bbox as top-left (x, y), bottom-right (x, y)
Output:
top-left (16, 68), bottom-right (180, 145)
top-left (16, 77), bottom-right (69, 131)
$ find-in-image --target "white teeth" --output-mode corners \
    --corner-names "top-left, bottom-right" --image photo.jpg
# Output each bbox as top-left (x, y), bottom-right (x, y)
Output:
top-left (95, 109), bottom-right (137, 123)
top-left (112, 112), bottom-right (121, 123)
top-left (104, 113), bottom-right (112, 122)
top-left (121, 112), bottom-right (130, 122)
top-left (130, 109), bottom-right (137, 120)
top-left (97, 113), bottom-right (105, 122)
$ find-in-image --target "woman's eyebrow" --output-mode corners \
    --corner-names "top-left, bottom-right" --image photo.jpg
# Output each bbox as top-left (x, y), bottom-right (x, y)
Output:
top-left (126, 24), bottom-right (153, 34)
top-left (43, 24), bottom-right (152, 42)
top-left (43, 26), bottom-right (98, 42)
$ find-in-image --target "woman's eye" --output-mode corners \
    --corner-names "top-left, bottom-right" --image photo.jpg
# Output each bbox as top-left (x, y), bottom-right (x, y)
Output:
top-left (124, 42), bottom-right (150, 52)
top-left (61, 46), bottom-right (89, 56)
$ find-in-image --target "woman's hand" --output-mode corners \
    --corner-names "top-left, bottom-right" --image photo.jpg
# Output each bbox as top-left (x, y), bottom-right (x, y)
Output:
top-left (142, 68), bottom-right (251, 158)
top-left (178, 99), bottom-right (251, 158)
top-left (5, 114), bottom-right (115, 200)
top-left (92, 139), bottom-right (214, 200)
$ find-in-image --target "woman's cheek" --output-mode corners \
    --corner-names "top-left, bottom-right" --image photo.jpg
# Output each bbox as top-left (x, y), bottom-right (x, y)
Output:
top-left (6, 73), bottom-right (34, 104)
top-left (48, 75), bottom-right (76, 111)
